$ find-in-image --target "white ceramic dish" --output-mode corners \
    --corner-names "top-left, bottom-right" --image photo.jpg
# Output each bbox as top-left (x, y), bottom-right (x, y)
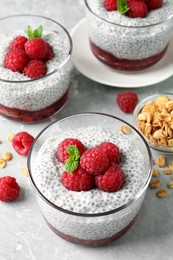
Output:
top-left (71, 19), bottom-right (173, 88)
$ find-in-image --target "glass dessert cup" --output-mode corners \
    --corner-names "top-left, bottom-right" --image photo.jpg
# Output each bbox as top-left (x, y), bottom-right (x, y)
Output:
top-left (0, 14), bottom-right (73, 123)
top-left (134, 93), bottom-right (173, 154)
top-left (28, 113), bottom-right (152, 246)
top-left (84, 0), bottom-right (173, 71)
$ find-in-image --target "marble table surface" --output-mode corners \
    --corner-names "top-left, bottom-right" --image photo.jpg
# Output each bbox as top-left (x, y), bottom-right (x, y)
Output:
top-left (0, 1), bottom-right (173, 259)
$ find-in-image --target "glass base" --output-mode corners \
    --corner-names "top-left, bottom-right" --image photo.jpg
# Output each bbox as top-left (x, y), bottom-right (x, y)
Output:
top-left (45, 217), bottom-right (136, 247)
top-left (0, 88), bottom-right (70, 123)
top-left (90, 40), bottom-right (168, 71)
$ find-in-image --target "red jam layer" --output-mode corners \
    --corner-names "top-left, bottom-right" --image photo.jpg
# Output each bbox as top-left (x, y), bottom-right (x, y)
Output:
top-left (90, 40), bottom-right (168, 71)
top-left (0, 88), bottom-right (70, 123)
top-left (45, 216), bottom-right (136, 247)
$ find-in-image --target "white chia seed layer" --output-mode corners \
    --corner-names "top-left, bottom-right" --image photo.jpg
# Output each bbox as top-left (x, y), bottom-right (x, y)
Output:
top-left (86, 0), bottom-right (173, 59)
top-left (0, 30), bottom-right (72, 111)
top-left (33, 126), bottom-right (146, 214)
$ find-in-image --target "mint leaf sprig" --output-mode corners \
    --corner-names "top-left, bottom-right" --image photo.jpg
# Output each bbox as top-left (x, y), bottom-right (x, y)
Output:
top-left (117, 0), bottom-right (129, 14)
top-left (65, 145), bottom-right (80, 173)
top-left (27, 25), bottom-right (43, 39)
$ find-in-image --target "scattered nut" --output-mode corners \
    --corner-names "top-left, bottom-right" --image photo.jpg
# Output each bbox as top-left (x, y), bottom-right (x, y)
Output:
top-left (152, 168), bottom-right (160, 177)
top-left (156, 189), bottom-right (169, 198)
top-left (0, 158), bottom-right (6, 168)
top-left (167, 181), bottom-right (173, 189)
top-left (120, 125), bottom-right (131, 134)
top-left (156, 155), bottom-right (166, 167)
top-left (21, 166), bottom-right (29, 176)
top-left (3, 152), bottom-right (13, 161)
top-left (7, 133), bottom-right (14, 141)
top-left (163, 168), bottom-right (172, 175)
top-left (149, 180), bottom-right (161, 189)
top-left (169, 162), bottom-right (173, 169)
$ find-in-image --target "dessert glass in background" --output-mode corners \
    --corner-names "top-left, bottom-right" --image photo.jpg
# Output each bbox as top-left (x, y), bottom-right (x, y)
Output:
top-left (0, 14), bottom-right (73, 123)
top-left (28, 113), bottom-right (152, 246)
top-left (134, 93), bottom-right (173, 153)
top-left (84, 0), bottom-right (173, 71)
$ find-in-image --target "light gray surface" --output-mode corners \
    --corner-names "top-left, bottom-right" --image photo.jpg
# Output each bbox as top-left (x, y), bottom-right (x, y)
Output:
top-left (0, 1), bottom-right (173, 260)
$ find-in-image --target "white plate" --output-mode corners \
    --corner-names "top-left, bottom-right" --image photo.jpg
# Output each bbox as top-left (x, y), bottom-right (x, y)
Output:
top-left (71, 19), bottom-right (173, 88)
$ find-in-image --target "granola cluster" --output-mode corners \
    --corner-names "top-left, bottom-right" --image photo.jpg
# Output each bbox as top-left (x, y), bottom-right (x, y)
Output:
top-left (137, 95), bottom-right (173, 147)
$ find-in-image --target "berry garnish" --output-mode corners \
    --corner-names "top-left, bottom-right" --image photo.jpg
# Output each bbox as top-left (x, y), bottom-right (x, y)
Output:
top-left (10, 36), bottom-right (28, 51)
top-left (3, 49), bottom-right (29, 72)
top-left (43, 42), bottom-right (54, 61)
top-left (25, 38), bottom-right (48, 60)
top-left (56, 138), bottom-right (85, 164)
top-left (104, 0), bottom-right (117, 11)
top-left (80, 148), bottom-right (109, 175)
top-left (96, 141), bottom-right (121, 164)
top-left (147, 0), bottom-right (163, 10)
top-left (127, 1), bottom-right (148, 18)
top-left (23, 59), bottom-right (47, 79)
top-left (116, 92), bottom-right (138, 113)
top-left (61, 166), bottom-right (95, 191)
top-left (12, 131), bottom-right (34, 156)
top-left (0, 176), bottom-right (20, 202)
top-left (95, 164), bottom-right (125, 192)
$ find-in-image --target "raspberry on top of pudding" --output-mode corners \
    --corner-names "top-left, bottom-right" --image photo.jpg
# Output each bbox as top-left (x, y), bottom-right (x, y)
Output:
top-left (33, 126), bottom-right (145, 214)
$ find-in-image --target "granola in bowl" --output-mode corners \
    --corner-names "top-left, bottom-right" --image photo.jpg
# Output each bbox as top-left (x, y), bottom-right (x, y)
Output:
top-left (134, 94), bottom-right (173, 153)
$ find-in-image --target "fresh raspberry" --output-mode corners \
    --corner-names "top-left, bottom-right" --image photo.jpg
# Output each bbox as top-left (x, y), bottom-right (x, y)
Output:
top-left (23, 59), bottom-right (47, 79)
top-left (56, 138), bottom-right (85, 163)
top-left (61, 166), bottom-right (95, 191)
top-left (95, 164), bottom-right (125, 192)
top-left (43, 42), bottom-right (54, 61)
top-left (12, 131), bottom-right (34, 156)
top-left (0, 176), bottom-right (20, 202)
top-left (116, 92), bottom-right (138, 113)
top-left (96, 142), bottom-right (121, 164)
top-left (104, 0), bottom-right (117, 11)
top-left (80, 148), bottom-right (109, 175)
top-left (25, 38), bottom-right (48, 59)
top-left (3, 49), bottom-right (29, 72)
top-left (127, 1), bottom-right (148, 18)
top-left (146, 0), bottom-right (163, 10)
top-left (10, 36), bottom-right (28, 51)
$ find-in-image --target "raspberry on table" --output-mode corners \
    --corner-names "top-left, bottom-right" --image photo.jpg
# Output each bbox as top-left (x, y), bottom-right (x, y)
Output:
top-left (127, 1), bottom-right (148, 18)
top-left (95, 164), bottom-right (125, 192)
top-left (10, 36), bottom-right (28, 51)
top-left (61, 166), bottom-right (95, 191)
top-left (3, 49), bottom-right (29, 72)
top-left (116, 92), bottom-right (138, 113)
top-left (96, 141), bottom-right (121, 164)
top-left (56, 138), bottom-right (85, 164)
top-left (25, 38), bottom-right (49, 59)
top-left (0, 176), bottom-right (20, 202)
top-left (80, 148), bottom-right (109, 175)
top-left (12, 131), bottom-right (34, 156)
top-left (104, 0), bottom-right (117, 11)
top-left (23, 59), bottom-right (47, 79)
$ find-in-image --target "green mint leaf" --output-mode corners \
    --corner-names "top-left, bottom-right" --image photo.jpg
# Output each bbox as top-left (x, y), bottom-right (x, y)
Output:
top-left (27, 25), bottom-right (43, 39)
top-left (65, 157), bottom-right (79, 173)
top-left (67, 145), bottom-right (80, 160)
top-left (117, 0), bottom-right (129, 14)
top-left (27, 26), bottom-right (33, 39)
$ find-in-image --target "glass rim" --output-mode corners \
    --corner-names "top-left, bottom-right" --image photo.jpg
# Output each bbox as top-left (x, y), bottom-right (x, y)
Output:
top-left (0, 14), bottom-right (73, 83)
top-left (84, 0), bottom-right (173, 29)
top-left (27, 112), bottom-right (152, 217)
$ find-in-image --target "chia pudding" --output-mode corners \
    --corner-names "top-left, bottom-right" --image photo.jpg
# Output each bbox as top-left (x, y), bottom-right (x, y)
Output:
top-left (29, 116), bottom-right (152, 246)
top-left (0, 15), bottom-right (73, 122)
top-left (84, 0), bottom-right (173, 70)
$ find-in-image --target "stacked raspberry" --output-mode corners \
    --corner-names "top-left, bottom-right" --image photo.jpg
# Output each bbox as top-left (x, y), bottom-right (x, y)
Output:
top-left (3, 25), bottom-right (54, 79)
top-left (56, 138), bottom-right (125, 192)
top-left (104, 0), bottom-right (163, 18)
